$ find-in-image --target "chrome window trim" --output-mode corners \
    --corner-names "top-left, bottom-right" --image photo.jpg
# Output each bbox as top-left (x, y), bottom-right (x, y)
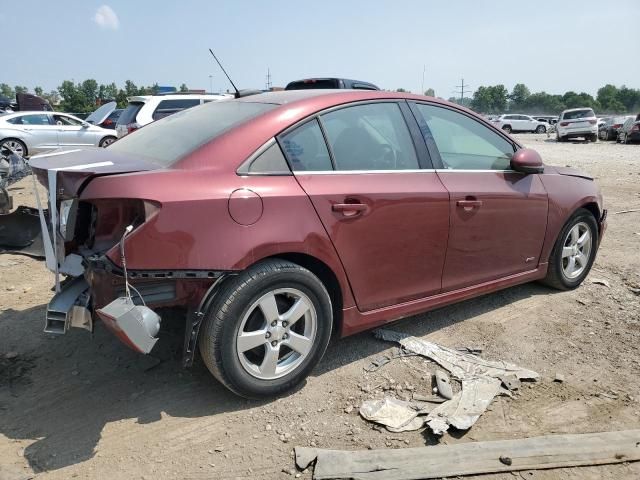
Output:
top-left (293, 169), bottom-right (435, 175)
top-left (291, 168), bottom-right (525, 175)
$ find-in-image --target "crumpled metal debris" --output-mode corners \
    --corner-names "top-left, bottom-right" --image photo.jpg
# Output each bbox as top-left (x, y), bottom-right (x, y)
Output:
top-left (374, 329), bottom-right (539, 434)
top-left (359, 397), bottom-right (425, 432)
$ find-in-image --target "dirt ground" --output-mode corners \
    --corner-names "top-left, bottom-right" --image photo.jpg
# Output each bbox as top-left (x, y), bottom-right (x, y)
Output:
top-left (1, 134), bottom-right (639, 480)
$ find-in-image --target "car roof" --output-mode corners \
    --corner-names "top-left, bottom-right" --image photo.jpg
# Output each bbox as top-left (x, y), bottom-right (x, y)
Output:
top-left (236, 89), bottom-right (449, 106)
top-left (562, 107), bottom-right (595, 112)
top-left (128, 94), bottom-right (231, 103)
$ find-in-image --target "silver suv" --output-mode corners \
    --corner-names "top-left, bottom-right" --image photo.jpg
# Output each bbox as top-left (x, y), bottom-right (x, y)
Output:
top-left (116, 93), bottom-right (232, 138)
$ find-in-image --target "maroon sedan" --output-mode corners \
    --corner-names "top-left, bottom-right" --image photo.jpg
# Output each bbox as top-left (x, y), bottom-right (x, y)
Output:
top-left (30, 90), bottom-right (606, 398)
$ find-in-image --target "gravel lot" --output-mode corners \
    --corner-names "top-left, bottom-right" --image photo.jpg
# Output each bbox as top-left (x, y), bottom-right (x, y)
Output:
top-left (1, 134), bottom-right (639, 479)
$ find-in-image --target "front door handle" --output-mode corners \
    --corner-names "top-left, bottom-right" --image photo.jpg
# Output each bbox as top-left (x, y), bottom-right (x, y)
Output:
top-left (456, 199), bottom-right (483, 211)
top-left (332, 203), bottom-right (367, 217)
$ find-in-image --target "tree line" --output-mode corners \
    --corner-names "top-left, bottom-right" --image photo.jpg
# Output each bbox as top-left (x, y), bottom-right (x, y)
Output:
top-left (463, 83), bottom-right (640, 115)
top-left (0, 80), bottom-right (191, 113)
top-left (399, 84), bottom-right (640, 115)
top-left (3, 79), bottom-right (639, 116)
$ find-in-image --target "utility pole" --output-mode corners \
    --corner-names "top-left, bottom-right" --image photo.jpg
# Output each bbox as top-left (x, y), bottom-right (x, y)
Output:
top-left (421, 65), bottom-right (425, 94)
top-left (265, 68), bottom-right (272, 90)
top-left (209, 75), bottom-right (213, 94)
top-left (454, 78), bottom-right (470, 104)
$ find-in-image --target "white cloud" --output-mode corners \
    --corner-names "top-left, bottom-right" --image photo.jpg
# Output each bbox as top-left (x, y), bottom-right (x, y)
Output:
top-left (93, 5), bottom-right (119, 30)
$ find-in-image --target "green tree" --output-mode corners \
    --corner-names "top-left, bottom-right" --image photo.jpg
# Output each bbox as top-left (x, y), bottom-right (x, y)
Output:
top-left (115, 89), bottom-right (128, 108)
top-left (81, 79), bottom-right (99, 107)
top-left (124, 80), bottom-right (139, 97)
top-left (14, 85), bottom-right (28, 95)
top-left (616, 86), bottom-right (640, 112)
top-left (396, 88), bottom-right (408, 92)
top-left (471, 85), bottom-right (507, 113)
top-left (179, 83), bottom-right (189, 92)
top-left (424, 88), bottom-right (435, 97)
top-left (34, 86), bottom-right (44, 96)
top-left (58, 80), bottom-right (86, 112)
top-left (0, 83), bottom-right (14, 98)
top-left (509, 83), bottom-right (530, 111)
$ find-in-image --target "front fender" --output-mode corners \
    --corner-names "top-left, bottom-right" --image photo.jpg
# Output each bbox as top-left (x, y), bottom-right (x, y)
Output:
top-left (539, 172), bottom-right (604, 264)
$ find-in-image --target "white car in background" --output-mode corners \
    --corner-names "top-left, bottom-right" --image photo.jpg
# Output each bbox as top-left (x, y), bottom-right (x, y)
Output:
top-left (0, 111), bottom-right (117, 157)
top-left (491, 114), bottom-right (548, 134)
top-left (556, 108), bottom-right (598, 142)
top-left (115, 93), bottom-right (232, 138)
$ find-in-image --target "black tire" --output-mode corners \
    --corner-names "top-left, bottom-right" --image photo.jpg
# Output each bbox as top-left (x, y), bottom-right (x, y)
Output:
top-left (199, 259), bottom-right (333, 399)
top-left (541, 208), bottom-right (599, 291)
top-left (99, 136), bottom-right (116, 147)
top-left (502, 125), bottom-right (512, 134)
top-left (589, 134), bottom-right (598, 143)
top-left (556, 134), bottom-right (566, 143)
top-left (0, 138), bottom-right (27, 157)
top-left (535, 125), bottom-right (546, 134)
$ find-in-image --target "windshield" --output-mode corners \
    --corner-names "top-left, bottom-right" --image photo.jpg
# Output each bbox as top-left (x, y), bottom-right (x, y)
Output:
top-left (563, 109), bottom-right (594, 120)
top-left (108, 101), bottom-right (276, 166)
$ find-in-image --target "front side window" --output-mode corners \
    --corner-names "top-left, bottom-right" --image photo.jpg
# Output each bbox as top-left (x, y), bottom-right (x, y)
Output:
top-left (320, 103), bottom-right (419, 170)
top-left (53, 115), bottom-right (82, 126)
top-left (18, 114), bottom-right (51, 125)
top-left (279, 119), bottom-right (332, 171)
top-left (414, 104), bottom-right (514, 170)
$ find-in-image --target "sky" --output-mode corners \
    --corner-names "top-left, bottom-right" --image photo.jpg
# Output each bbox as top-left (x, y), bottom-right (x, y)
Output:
top-left (1, 0), bottom-right (639, 98)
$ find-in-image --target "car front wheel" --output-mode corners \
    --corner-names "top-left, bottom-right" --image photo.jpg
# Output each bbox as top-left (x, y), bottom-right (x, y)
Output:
top-left (535, 125), bottom-right (546, 134)
top-left (542, 208), bottom-right (598, 290)
top-left (199, 259), bottom-right (333, 398)
top-left (502, 125), bottom-right (512, 134)
top-left (99, 136), bottom-right (116, 147)
top-left (0, 138), bottom-right (27, 157)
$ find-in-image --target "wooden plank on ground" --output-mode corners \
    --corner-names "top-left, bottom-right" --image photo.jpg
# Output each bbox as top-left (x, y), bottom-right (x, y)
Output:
top-left (296, 429), bottom-right (640, 480)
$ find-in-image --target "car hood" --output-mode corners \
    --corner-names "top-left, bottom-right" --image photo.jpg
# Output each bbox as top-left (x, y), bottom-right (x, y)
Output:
top-left (548, 165), bottom-right (594, 180)
top-left (29, 148), bottom-right (160, 197)
top-left (85, 101), bottom-right (117, 125)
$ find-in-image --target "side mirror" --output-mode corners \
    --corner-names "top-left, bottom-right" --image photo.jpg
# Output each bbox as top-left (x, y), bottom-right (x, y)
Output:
top-left (81, 121), bottom-right (90, 128)
top-left (511, 148), bottom-right (544, 174)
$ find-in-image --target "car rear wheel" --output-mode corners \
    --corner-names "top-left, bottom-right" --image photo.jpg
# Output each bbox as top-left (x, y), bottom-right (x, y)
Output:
top-left (0, 139), bottom-right (27, 157)
top-left (589, 134), bottom-right (598, 142)
top-left (556, 133), bottom-right (566, 142)
top-left (99, 136), bottom-right (116, 147)
top-left (199, 259), bottom-right (333, 398)
top-left (542, 208), bottom-right (598, 291)
top-left (535, 125), bottom-right (546, 134)
top-left (502, 125), bottom-right (512, 134)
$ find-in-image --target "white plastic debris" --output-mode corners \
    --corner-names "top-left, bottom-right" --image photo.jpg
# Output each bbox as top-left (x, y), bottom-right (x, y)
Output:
top-left (359, 397), bottom-right (424, 432)
top-left (375, 329), bottom-right (539, 434)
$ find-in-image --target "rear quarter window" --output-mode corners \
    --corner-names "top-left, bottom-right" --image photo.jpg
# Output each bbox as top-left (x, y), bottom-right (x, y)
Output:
top-left (152, 99), bottom-right (201, 120)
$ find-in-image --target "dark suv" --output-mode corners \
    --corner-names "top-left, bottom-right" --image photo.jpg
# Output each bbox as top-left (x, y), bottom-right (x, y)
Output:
top-left (285, 78), bottom-right (379, 91)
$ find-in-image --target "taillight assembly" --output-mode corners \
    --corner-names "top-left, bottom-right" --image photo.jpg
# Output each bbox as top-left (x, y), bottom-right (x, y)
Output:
top-left (127, 123), bottom-right (140, 134)
top-left (560, 122), bottom-right (569, 127)
top-left (588, 120), bottom-right (597, 125)
top-left (631, 124), bottom-right (639, 132)
top-left (613, 124), bottom-right (622, 129)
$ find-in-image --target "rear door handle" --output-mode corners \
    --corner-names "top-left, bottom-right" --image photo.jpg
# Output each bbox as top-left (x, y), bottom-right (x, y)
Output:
top-left (332, 203), bottom-right (367, 217)
top-left (456, 199), bottom-right (483, 211)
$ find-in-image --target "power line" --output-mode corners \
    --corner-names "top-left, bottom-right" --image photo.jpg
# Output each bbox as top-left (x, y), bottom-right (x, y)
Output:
top-left (454, 78), bottom-right (471, 103)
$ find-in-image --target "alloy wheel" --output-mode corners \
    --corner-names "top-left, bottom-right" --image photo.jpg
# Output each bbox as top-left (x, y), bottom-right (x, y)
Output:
top-left (561, 222), bottom-right (592, 280)
top-left (2, 140), bottom-right (25, 156)
top-left (236, 288), bottom-right (317, 380)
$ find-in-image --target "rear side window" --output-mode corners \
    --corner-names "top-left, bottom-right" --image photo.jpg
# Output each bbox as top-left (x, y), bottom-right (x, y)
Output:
top-left (15, 114), bottom-right (51, 125)
top-left (320, 103), bottom-right (419, 170)
top-left (117, 102), bottom-right (144, 125)
top-left (280, 119), bottom-right (332, 171)
top-left (414, 104), bottom-right (514, 170)
top-left (108, 101), bottom-right (276, 167)
top-left (152, 99), bottom-right (201, 120)
top-left (563, 109), bottom-right (595, 120)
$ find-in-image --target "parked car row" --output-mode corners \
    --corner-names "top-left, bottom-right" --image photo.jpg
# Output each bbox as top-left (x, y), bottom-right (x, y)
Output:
top-left (599, 114), bottom-right (640, 144)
